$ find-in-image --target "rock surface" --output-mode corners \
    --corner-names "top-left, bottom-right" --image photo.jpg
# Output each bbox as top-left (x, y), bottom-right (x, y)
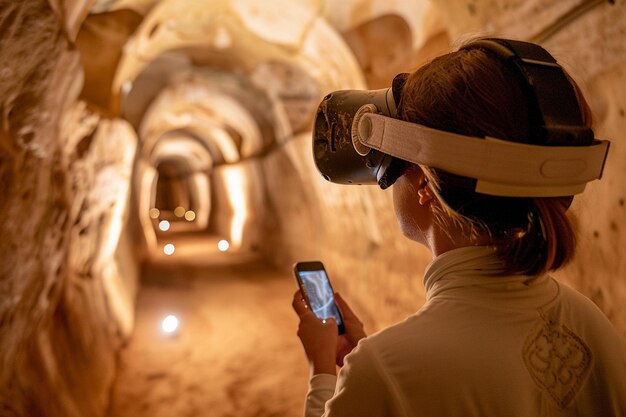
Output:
top-left (0, 2), bottom-right (138, 416)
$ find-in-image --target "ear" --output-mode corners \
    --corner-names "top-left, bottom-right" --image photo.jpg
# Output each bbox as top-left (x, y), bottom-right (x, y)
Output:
top-left (418, 184), bottom-right (434, 206)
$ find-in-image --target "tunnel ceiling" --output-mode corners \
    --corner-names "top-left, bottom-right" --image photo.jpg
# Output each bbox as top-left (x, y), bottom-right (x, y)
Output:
top-left (74, 0), bottom-right (451, 189)
top-left (77, 0), bottom-right (384, 254)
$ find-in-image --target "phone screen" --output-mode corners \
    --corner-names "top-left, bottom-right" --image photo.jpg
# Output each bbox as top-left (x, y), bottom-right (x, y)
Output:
top-left (298, 269), bottom-right (344, 329)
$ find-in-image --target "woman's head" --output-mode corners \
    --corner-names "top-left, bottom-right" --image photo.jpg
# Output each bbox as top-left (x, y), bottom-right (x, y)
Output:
top-left (396, 43), bottom-right (592, 276)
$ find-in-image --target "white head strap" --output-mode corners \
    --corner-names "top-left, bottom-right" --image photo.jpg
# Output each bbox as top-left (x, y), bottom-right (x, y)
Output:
top-left (355, 112), bottom-right (610, 197)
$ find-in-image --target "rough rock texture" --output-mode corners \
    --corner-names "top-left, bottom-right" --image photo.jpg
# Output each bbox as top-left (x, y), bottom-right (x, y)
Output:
top-left (0, 1), bottom-right (139, 416)
top-left (563, 64), bottom-right (626, 338)
top-left (331, 1), bottom-right (450, 88)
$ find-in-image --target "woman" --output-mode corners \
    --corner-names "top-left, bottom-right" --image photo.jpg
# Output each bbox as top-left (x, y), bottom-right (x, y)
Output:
top-left (292, 39), bottom-right (626, 416)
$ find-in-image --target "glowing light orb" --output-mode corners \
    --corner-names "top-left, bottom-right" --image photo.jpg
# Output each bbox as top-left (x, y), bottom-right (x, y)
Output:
top-left (174, 206), bottom-right (186, 217)
top-left (164, 243), bottom-right (175, 255)
top-left (217, 239), bottom-right (230, 252)
top-left (184, 210), bottom-right (196, 221)
top-left (213, 26), bottom-right (232, 49)
top-left (159, 220), bottom-right (170, 231)
top-left (149, 208), bottom-right (160, 219)
top-left (161, 315), bottom-right (179, 334)
top-left (122, 80), bottom-right (133, 95)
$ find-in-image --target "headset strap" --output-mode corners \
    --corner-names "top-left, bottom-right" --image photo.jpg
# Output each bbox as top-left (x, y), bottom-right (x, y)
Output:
top-left (356, 112), bottom-right (610, 197)
top-left (462, 39), bottom-right (594, 146)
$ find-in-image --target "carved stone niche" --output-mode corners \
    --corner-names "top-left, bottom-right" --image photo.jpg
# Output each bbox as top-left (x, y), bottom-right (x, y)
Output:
top-left (76, 9), bottom-right (142, 115)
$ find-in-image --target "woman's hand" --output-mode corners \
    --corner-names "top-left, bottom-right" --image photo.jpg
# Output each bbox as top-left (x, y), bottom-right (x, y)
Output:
top-left (292, 290), bottom-right (367, 375)
top-left (335, 292), bottom-right (367, 366)
top-left (292, 290), bottom-right (338, 376)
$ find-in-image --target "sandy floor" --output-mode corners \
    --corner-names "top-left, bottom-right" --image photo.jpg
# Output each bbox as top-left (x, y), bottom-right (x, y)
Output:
top-left (109, 237), bottom-right (310, 417)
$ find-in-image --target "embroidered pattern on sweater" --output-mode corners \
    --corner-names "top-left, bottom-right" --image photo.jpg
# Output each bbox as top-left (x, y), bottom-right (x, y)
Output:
top-left (523, 319), bottom-right (592, 408)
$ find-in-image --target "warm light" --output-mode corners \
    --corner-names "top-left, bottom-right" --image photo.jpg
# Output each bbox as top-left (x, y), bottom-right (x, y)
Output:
top-left (149, 208), bottom-right (160, 219)
top-left (164, 243), bottom-right (175, 255)
top-left (159, 220), bottom-right (170, 231)
top-left (122, 80), bottom-right (133, 95)
top-left (213, 26), bottom-right (232, 49)
top-left (174, 206), bottom-right (186, 217)
top-left (217, 239), bottom-right (230, 252)
top-left (161, 315), bottom-right (179, 334)
top-left (223, 167), bottom-right (248, 247)
top-left (184, 210), bottom-right (196, 221)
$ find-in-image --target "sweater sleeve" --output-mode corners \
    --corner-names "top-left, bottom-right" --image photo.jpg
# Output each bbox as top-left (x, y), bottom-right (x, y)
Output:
top-left (305, 374), bottom-right (337, 417)
top-left (304, 340), bottom-right (406, 417)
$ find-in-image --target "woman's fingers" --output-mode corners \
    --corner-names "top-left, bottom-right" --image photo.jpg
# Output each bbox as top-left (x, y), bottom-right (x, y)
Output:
top-left (291, 289), bottom-right (309, 316)
top-left (335, 292), bottom-right (361, 324)
top-left (335, 293), bottom-right (367, 347)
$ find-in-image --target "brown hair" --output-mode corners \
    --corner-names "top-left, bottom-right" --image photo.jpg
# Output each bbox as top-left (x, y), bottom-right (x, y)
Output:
top-left (397, 46), bottom-right (592, 276)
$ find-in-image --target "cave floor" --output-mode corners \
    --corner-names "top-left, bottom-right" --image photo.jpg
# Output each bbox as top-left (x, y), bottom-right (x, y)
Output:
top-left (108, 237), bottom-right (309, 417)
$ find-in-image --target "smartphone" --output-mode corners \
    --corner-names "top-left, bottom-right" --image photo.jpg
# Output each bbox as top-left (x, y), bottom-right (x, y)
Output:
top-left (293, 261), bottom-right (345, 334)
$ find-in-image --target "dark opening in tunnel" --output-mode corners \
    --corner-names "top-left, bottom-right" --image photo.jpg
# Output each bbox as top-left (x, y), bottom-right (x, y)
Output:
top-left (155, 160), bottom-right (191, 212)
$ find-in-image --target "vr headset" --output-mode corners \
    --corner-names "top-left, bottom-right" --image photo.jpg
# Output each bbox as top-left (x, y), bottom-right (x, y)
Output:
top-left (312, 38), bottom-right (610, 197)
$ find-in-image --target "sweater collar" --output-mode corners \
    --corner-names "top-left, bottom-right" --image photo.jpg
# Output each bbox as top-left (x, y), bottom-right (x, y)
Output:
top-left (423, 246), bottom-right (558, 308)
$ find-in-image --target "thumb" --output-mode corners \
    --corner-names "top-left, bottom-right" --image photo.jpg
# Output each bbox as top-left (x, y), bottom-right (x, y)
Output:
top-left (321, 317), bottom-right (337, 326)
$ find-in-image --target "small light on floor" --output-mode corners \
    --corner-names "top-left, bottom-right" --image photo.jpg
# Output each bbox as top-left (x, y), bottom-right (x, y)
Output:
top-left (161, 315), bottom-right (179, 334)
top-left (217, 239), bottom-right (230, 252)
top-left (184, 210), bottom-right (196, 221)
top-left (149, 208), bottom-right (160, 219)
top-left (174, 206), bottom-right (186, 217)
top-left (159, 220), bottom-right (170, 231)
top-left (164, 243), bottom-right (175, 255)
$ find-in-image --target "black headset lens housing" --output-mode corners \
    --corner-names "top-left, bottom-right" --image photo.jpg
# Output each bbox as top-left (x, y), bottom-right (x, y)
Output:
top-left (313, 74), bottom-right (408, 189)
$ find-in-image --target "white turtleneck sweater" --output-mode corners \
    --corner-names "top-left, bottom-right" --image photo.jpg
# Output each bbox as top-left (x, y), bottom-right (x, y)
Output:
top-left (304, 247), bottom-right (626, 417)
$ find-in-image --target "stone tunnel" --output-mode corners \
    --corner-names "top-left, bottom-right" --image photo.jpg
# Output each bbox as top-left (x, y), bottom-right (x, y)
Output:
top-left (0, 0), bottom-right (625, 416)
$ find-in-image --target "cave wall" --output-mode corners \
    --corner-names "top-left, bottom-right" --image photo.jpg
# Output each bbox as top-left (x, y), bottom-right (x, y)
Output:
top-left (0, 1), bottom-right (139, 416)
